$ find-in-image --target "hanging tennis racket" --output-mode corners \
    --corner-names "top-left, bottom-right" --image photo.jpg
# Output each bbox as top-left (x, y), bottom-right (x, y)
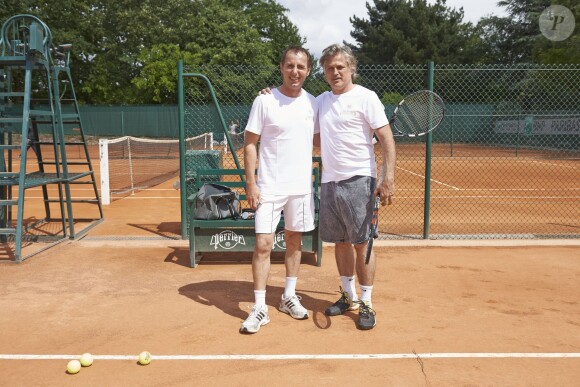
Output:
top-left (365, 195), bottom-right (380, 265)
top-left (390, 90), bottom-right (445, 137)
top-left (365, 166), bottom-right (384, 265)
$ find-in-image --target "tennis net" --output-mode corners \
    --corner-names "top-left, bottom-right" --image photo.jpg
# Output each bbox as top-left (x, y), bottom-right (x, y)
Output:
top-left (223, 131), bottom-right (245, 154)
top-left (99, 133), bottom-right (213, 204)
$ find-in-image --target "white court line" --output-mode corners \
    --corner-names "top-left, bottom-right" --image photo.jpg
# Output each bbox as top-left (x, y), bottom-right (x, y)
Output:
top-left (25, 187), bottom-right (580, 193)
top-left (114, 196), bottom-right (180, 199)
top-left (404, 195), bottom-right (580, 200)
top-left (1, 353), bottom-right (579, 361)
top-left (529, 160), bottom-right (579, 169)
top-left (381, 188), bottom-right (580, 192)
top-left (24, 188), bottom-right (176, 192)
top-left (17, 195), bottom-right (577, 201)
top-left (441, 188), bottom-right (580, 192)
top-left (17, 196), bottom-right (180, 200)
top-left (396, 167), bottom-right (460, 190)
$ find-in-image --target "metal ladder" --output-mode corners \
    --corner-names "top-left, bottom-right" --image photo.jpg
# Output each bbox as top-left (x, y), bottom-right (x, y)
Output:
top-left (50, 42), bottom-right (103, 239)
top-left (0, 14), bottom-right (102, 262)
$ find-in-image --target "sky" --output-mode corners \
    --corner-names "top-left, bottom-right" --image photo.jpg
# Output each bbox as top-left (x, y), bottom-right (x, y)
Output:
top-left (276, 0), bottom-right (509, 58)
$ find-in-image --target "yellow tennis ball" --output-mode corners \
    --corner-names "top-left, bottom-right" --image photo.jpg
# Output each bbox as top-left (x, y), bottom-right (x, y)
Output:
top-left (67, 359), bottom-right (81, 374)
top-left (79, 353), bottom-right (93, 367)
top-left (138, 351), bottom-right (151, 365)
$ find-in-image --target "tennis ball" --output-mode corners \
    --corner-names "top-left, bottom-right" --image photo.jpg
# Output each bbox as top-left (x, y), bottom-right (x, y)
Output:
top-left (67, 359), bottom-right (81, 374)
top-left (138, 351), bottom-right (151, 365)
top-left (79, 353), bottom-right (93, 367)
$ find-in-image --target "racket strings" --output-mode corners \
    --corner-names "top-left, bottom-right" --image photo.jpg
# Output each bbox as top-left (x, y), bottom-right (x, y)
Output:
top-left (393, 92), bottom-right (444, 136)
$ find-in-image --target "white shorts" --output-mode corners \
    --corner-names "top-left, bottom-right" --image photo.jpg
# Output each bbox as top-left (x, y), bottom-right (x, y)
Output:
top-left (254, 193), bottom-right (315, 234)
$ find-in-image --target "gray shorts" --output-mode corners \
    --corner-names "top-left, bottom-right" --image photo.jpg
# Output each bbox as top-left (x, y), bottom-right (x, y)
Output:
top-left (319, 176), bottom-right (376, 244)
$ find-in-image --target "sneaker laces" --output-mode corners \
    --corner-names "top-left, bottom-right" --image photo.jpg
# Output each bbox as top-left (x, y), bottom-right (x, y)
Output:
top-left (247, 304), bottom-right (267, 320)
top-left (332, 286), bottom-right (350, 306)
top-left (355, 300), bottom-right (375, 317)
top-left (284, 294), bottom-right (303, 302)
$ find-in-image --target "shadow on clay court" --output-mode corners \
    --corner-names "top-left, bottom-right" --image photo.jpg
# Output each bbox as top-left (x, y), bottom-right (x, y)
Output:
top-left (178, 279), bottom-right (338, 329)
top-left (128, 222), bottom-right (182, 238)
top-left (164, 248), bottom-right (320, 268)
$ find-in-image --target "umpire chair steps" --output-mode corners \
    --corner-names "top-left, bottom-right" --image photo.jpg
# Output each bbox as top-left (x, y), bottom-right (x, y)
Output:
top-left (0, 14), bottom-right (103, 263)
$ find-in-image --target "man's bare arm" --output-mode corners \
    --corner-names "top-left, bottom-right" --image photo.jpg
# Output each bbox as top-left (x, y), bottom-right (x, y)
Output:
top-left (373, 124), bottom-right (396, 205)
top-left (243, 131), bottom-right (261, 210)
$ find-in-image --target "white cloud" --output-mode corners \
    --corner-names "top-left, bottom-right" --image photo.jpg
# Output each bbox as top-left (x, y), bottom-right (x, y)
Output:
top-left (277, 0), bottom-right (508, 58)
top-left (277, 0), bottom-right (368, 57)
top-left (437, 0), bottom-right (508, 23)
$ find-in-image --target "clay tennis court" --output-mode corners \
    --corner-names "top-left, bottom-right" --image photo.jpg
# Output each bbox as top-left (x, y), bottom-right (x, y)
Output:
top-left (1, 144), bottom-right (579, 385)
top-left (220, 142), bottom-right (579, 237)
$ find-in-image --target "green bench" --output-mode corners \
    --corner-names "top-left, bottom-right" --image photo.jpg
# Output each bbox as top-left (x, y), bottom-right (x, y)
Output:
top-left (187, 166), bottom-right (322, 268)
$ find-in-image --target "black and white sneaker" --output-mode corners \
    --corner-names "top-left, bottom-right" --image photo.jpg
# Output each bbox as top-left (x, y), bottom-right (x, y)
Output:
top-left (279, 294), bottom-right (309, 320)
top-left (240, 305), bottom-right (270, 334)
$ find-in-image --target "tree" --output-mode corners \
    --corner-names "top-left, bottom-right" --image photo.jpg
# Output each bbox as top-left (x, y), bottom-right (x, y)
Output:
top-left (132, 44), bottom-right (200, 103)
top-left (531, 0), bottom-right (580, 64)
top-left (472, 0), bottom-right (550, 63)
top-left (222, 0), bottom-right (305, 63)
top-left (348, 0), bottom-right (473, 65)
top-left (474, 0), bottom-right (579, 64)
top-left (0, 0), bottom-right (305, 104)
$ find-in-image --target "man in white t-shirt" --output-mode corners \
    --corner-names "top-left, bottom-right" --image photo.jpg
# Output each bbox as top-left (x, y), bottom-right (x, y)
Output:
top-left (240, 46), bottom-right (318, 334)
top-left (315, 44), bottom-right (396, 330)
top-left (228, 120), bottom-right (239, 134)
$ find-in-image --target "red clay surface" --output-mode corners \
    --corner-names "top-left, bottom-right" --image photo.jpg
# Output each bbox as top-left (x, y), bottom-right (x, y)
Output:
top-left (0, 189), bottom-right (579, 385)
top-left (1, 147), bottom-right (579, 386)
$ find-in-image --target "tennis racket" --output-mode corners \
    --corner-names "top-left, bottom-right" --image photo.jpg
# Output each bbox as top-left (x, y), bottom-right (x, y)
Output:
top-left (389, 90), bottom-right (445, 137)
top-left (365, 167), bottom-right (383, 265)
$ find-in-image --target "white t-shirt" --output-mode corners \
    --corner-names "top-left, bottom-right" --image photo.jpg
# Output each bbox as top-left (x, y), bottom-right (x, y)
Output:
top-left (316, 85), bottom-right (389, 183)
top-left (245, 88), bottom-right (317, 195)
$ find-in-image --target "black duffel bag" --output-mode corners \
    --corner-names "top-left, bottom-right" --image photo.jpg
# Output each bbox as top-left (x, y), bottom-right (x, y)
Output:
top-left (194, 183), bottom-right (240, 220)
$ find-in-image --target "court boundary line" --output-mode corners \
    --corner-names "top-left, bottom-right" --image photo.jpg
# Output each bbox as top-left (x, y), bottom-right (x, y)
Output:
top-left (1, 353), bottom-right (579, 361)
top-left (396, 166), bottom-right (460, 190)
top-left (72, 238), bottom-right (580, 248)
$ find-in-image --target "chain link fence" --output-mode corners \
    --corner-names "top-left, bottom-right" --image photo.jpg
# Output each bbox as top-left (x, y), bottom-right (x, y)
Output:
top-left (180, 63), bottom-right (580, 240)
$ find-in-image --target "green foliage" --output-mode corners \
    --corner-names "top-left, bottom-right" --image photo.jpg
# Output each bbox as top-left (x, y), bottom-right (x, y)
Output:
top-left (349, 0), bottom-right (473, 65)
top-left (532, 0), bottom-right (580, 64)
top-left (221, 0), bottom-right (305, 64)
top-left (132, 44), bottom-right (200, 103)
top-left (347, 0), bottom-right (579, 65)
top-left (473, 0), bottom-right (550, 63)
top-left (0, 0), bottom-right (304, 104)
top-left (380, 92), bottom-right (404, 104)
top-left (474, 0), bottom-right (579, 64)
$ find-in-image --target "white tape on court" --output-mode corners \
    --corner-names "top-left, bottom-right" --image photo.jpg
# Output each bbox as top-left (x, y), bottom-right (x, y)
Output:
top-left (1, 353), bottom-right (579, 361)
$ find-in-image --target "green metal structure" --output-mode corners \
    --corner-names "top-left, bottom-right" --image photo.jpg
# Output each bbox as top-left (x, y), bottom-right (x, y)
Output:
top-left (179, 62), bottom-right (579, 240)
top-left (178, 61), bottom-right (244, 238)
top-left (0, 15), bottom-right (103, 262)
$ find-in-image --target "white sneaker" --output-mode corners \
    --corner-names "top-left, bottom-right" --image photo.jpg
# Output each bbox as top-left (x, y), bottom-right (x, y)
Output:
top-left (278, 294), bottom-right (309, 320)
top-left (240, 305), bottom-right (270, 334)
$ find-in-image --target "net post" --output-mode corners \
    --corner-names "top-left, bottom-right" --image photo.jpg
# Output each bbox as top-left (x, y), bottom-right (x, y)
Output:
top-left (127, 137), bottom-right (135, 195)
top-left (423, 61), bottom-right (435, 239)
top-left (99, 138), bottom-right (110, 205)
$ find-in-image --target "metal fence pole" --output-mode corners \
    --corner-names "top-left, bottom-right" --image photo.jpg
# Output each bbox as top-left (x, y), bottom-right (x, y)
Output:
top-left (423, 61), bottom-right (435, 239)
top-left (178, 60), bottom-right (187, 238)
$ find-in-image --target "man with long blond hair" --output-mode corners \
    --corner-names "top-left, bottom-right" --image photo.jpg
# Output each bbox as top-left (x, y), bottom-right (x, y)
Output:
top-left (315, 44), bottom-right (396, 330)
